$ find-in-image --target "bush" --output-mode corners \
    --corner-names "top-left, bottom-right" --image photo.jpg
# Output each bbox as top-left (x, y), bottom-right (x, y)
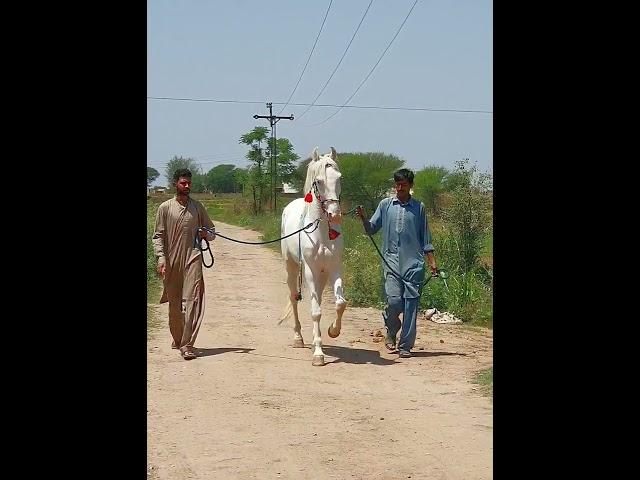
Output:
top-left (442, 159), bottom-right (492, 273)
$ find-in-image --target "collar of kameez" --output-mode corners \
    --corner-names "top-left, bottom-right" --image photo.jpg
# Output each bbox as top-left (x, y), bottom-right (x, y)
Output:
top-left (392, 195), bottom-right (413, 207)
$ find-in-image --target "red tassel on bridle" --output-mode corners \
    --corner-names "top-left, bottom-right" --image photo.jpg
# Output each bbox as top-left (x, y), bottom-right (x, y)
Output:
top-left (328, 228), bottom-right (340, 240)
top-left (304, 192), bottom-right (313, 202)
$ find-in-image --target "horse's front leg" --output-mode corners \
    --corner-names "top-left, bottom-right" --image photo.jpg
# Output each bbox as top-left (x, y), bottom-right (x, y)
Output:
top-left (306, 267), bottom-right (326, 366)
top-left (327, 267), bottom-right (346, 338)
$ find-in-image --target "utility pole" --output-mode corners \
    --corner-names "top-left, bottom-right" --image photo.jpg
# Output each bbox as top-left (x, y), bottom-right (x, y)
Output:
top-left (253, 102), bottom-right (294, 212)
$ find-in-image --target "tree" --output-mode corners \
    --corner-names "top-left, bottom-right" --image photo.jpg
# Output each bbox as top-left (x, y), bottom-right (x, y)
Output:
top-left (442, 159), bottom-right (493, 272)
top-left (337, 152), bottom-right (405, 212)
top-left (164, 156), bottom-right (200, 185)
top-left (190, 173), bottom-right (207, 193)
top-left (239, 127), bottom-right (270, 213)
top-left (266, 137), bottom-right (299, 185)
top-left (412, 165), bottom-right (449, 217)
top-left (289, 157), bottom-right (311, 192)
top-left (147, 167), bottom-right (160, 187)
top-left (205, 164), bottom-right (243, 193)
top-left (442, 158), bottom-right (472, 192)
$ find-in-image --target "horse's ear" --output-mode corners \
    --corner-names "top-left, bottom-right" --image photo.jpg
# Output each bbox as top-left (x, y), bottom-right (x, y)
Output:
top-left (330, 147), bottom-right (337, 161)
top-left (312, 147), bottom-right (320, 162)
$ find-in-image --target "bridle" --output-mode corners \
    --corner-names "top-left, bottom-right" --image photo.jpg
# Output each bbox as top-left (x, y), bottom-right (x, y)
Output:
top-left (306, 176), bottom-right (342, 240)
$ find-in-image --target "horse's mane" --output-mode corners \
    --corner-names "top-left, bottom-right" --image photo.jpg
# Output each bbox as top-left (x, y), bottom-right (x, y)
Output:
top-left (303, 155), bottom-right (340, 195)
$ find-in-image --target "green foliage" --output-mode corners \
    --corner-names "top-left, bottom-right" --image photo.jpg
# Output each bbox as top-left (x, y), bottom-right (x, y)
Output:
top-left (205, 164), bottom-right (243, 193)
top-left (338, 152), bottom-right (405, 212)
top-left (266, 137), bottom-right (299, 184)
top-left (147, 166), bottom-right (160, 187)
top-left (474, 367), bottom-right (493, 396)
top-left (412, 165), bottom-right (449, 217)
top-left (239, 126), bottom-right (270, 146)
top-left (239, 127), bottom-right (271, 214)
top-left (190, 173), bottom-right (207, 193)
top-left (442, 159), bottom-right (493, 273)
top-left (289, 157), bottom-right (311, 192)
top-left (342, 227), bottom-right (386, 308)
top-left (146, 200), bottom-right (162, 301)
top-left (239, 126), bottom-right (300, 214)
top-left (164, 156), bottom-right (200, 185)
top-left (442, 158), bottom-right (472, 192)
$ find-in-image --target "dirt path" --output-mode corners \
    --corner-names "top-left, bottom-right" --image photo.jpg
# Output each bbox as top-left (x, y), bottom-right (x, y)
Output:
top-left (147, 221), bottom-right (493, 480)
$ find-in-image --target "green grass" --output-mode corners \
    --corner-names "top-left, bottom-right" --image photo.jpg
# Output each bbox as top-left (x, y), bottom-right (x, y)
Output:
top-left (474, 367), bottom-right (493, 397)
top-left (147, 199), bottom-right (163, 338)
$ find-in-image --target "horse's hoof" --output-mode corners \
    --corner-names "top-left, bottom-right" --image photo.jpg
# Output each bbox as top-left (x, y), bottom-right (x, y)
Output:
top-left (292, 338), bottom-right (305, 348)
top-left (312, 355), bottom-right (325, 366)
top-left (327, 326), bottom-right (340, 338)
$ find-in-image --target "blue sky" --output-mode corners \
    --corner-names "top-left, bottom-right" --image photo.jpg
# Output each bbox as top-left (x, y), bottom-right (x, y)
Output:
top-left (147, 0), bottom-right (492, 186)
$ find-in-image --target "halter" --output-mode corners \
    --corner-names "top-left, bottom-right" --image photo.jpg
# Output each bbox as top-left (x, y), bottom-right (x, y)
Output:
top-left (305, 180), bottom-right (341, 240)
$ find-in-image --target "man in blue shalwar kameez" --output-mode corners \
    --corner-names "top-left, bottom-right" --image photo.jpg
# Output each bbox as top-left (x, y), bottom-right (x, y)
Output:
top-left (356, 169), bottom-right (438, 358)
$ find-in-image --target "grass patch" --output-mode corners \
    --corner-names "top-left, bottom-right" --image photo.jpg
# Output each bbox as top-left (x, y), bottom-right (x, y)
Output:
top-left (473, 367), bottom-right (493, 397)
top-left (147, 199), bottom-right (164, 338)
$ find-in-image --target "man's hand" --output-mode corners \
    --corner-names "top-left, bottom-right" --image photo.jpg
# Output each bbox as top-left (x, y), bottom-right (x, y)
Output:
top-left (199, 227), bottom-right (216, 241)
top-left (156, 257), bottom-right (166, 278)
top-left (425, 252), bottom-right (438, 276)
top-left (355, 205), bottom-right (365, 219)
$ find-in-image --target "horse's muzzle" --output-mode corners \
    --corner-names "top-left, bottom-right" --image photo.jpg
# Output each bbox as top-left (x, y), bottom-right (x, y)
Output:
top-left (326, 210), bottom-right (342, 224)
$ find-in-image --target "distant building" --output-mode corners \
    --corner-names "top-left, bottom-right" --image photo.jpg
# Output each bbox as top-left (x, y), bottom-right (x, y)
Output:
top-left (282, 183), bottom-right (299, 194)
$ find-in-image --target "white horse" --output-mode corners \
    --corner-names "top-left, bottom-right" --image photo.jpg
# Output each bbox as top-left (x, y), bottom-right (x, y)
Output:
top-left (280, 147), bottom-right (346, 366)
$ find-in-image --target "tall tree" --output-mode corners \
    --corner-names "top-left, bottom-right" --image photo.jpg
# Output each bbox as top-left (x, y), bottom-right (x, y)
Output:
top-left (147, 167), bottom-right (160, 187)
top-left (239, 126), bottom-right (270, 213)
top-left (413, 165), bottom-right (449, 217)
top-left (164, 156), bottom-right (200, 185)
top-left (337, 152), bottom-right (405, 212)
top-left (205, 164), bottom-right (242, 193)
top-left (265, 137), bottom-right (300, 185)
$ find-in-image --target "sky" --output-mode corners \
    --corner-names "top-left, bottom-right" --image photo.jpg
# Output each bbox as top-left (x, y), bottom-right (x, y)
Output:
top-left (147, 0), bottom-right (492, 186)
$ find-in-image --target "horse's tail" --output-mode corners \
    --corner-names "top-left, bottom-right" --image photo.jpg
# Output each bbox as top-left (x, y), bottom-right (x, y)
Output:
top-left (278, 296), bottom-right (293, 325)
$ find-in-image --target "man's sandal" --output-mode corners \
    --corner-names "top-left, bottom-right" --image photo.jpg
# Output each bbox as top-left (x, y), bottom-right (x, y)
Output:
top-left (181, 348), bottom-right (197, 360)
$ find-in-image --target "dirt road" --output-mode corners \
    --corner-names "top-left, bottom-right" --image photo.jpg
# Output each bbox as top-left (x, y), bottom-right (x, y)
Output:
top-left (147, 221), bottom-right (493, 480)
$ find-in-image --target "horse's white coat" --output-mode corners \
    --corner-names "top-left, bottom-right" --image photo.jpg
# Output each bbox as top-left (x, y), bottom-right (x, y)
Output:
top-left (280, 147), bottom-right (346, 366)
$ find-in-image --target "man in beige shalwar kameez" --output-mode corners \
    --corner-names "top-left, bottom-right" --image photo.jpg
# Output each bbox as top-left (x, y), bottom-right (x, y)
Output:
top-left (152, 168), bottom-right (216, 360)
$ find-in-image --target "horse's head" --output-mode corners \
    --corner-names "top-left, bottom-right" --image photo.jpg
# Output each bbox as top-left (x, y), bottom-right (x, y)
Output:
top-left (304, 147), bottom-right (342, 225)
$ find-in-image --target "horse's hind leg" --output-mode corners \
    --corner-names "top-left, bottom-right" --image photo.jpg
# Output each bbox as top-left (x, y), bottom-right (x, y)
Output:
top-left (285, 258), bottom-right (304, 348)
top-left (327, 268), bottom-right (346, 338)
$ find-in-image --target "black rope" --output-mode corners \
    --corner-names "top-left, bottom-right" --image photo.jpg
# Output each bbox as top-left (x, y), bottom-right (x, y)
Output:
top-left (214, 218), bottom-right (321, 245)
top-left (194, 228), bottom-right (215, 268)
top-left (363, 229), bottom-right (446, 291)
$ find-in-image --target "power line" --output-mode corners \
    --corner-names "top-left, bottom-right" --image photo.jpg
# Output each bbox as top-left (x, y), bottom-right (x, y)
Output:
top-left (147, 157), bottom-right (248, 168)
top-left (309, 0), bottom-right (419, 127)
top-left (147, 155), bottom-right (246, 165)
top-left (147, 96), bottom-right (264, 104)
top-left (147, 97), bottom-right (492, 114)
top-left (277, 0), bottom-right (333, 116)
top-left (296, 0), bottom-right (374, 120)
